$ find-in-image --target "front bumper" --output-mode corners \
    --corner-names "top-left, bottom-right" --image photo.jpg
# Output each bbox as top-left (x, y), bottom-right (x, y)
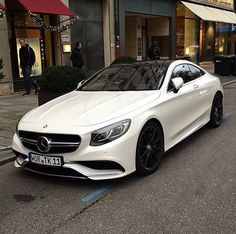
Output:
top-left (12, 129), bottom-right (138, 180)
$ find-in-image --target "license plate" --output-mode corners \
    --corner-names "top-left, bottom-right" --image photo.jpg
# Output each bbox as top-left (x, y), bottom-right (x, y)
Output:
top-left (29, 153), bottom-right (63, 167)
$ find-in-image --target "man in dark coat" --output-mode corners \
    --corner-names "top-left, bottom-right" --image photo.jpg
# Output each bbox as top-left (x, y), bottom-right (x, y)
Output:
top-left (148, 43), bottom-right (160, 60)
top-left (19, 39), bottom-right (39, 96)
top-left (71, 41), bottom-right (84, 69)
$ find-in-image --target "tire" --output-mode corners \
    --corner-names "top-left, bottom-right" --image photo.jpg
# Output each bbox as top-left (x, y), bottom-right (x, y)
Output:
top-left (208, 93), bottom-right (223, 128)
top-left (136, 121), bottom-right (164, 175)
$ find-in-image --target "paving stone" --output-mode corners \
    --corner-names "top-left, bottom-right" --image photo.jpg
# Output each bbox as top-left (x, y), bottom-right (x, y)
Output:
top-left (0, 92), bottom-right (37, 152)
top-left (0, 118), bottom-right (16, 124)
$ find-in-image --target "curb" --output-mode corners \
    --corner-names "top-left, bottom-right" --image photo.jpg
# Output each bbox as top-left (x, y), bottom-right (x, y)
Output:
top-left (0, 155), bottom-right (15, 166)
top-left (0, 146), bottom-right (12, 151)
top-left (222, 79), bottom-right (236, 87)
top-left (0, 147), bottom-right (14, 166)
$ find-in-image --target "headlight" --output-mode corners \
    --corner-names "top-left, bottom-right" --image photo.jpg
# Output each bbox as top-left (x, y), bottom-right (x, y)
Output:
top-left (90, 119), bottom-right (131, 146)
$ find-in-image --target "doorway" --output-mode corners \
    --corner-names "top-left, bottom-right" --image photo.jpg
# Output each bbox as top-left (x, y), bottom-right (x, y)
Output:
top-left (125, 15), bottom-right (170, 61)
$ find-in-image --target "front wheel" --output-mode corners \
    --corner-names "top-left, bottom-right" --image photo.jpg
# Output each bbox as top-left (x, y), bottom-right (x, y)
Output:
top-left (136, 121), bottom-right (164, 175)
top-left (208, 93), bottom-right (223, 128)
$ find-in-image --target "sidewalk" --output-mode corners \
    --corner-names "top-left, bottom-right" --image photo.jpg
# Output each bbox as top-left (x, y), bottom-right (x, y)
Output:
top-left (0, 72), bottom-right (236, 163)
top-left (0, 92), bottom-right (38, 150)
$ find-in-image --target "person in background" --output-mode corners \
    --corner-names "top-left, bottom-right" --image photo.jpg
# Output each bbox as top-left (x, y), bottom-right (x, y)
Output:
top-left (19, 39), bottom-right (39, 96)
top-left (147, 42), bottom-right (160, 60)
top-left (71, 41), bottom-right (84, 69)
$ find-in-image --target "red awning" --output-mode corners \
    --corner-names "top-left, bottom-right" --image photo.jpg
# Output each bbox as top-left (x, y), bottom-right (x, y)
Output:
top-left (18, 0), bottom-right (76, 16)
top-left (0, 3), bottom-right (5, 9)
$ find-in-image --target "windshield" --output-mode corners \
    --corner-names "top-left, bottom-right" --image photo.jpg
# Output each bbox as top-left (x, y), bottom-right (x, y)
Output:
top-left (78, 63), bottom-right (168, 91)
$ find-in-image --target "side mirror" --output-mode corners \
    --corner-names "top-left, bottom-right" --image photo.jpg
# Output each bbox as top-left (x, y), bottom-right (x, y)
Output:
top-left (171, 77), bottom-right (184, 93)
top-left (77, 80), bottom-right (86, 89)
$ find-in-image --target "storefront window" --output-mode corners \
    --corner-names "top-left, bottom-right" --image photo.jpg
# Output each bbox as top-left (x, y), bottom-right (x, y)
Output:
top-left (215, 22), bottom-right (230, 55)
top-left (12, 12), bottom-right (52, 79)
top-left (16, 29), bottom-right (43, 78)
top-left (185, 19), bottom-right (200, 64)
top-left (14, 12), bottom-right (43, 78)
top-left (176, 3), bottom-right (200, 64)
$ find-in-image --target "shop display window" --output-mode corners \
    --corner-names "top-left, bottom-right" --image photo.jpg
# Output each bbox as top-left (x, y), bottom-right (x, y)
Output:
top-left (16, 28), bottom-right (43, 78)
top-left (16, 37), bottom-right (43, 78)
top-left (176, 3), bottom-right (199, 64)
top-left (215, 23), bottom-right (230, 55)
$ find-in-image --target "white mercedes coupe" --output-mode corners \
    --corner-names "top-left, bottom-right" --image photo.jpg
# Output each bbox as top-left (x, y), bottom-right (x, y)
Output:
top-left (12, 60), bottom-right (224, 180)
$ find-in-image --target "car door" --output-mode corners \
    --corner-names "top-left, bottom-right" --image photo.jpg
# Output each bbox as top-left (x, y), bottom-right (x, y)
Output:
top-left (188, 64), bottom-right (212, 119)
top-left (161, 64), bottom-right (203, 145)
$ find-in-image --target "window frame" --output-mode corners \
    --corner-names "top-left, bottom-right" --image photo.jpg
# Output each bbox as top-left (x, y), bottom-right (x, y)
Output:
top-left (167, 63), bottom-right (205, 92)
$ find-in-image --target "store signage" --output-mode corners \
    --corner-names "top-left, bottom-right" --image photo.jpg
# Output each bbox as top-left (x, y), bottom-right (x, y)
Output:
top-left (196, 0), bottom-right (234, 9)
top-left (61, 34), bottom-right (70, 42)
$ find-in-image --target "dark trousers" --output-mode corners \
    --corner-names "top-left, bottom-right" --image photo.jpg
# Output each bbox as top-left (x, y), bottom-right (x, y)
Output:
top-left (22, 66), bottom-right (39, 94)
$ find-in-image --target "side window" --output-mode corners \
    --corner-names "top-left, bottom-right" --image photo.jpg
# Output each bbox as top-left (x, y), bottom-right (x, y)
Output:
top-left (171, 64), bottom-right (193, 83)
top-left (188, 65), bottom-right (205, 80)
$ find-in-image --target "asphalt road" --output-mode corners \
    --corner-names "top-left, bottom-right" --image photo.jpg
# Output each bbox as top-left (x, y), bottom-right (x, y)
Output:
top-left (0, 83), bottom-right (235, 234)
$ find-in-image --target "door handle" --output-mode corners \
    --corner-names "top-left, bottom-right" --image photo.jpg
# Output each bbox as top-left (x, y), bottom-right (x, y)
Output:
top-left (193, 84), bottom-right (199, 89)
top-left (200, 90), bottom-right (207, 95)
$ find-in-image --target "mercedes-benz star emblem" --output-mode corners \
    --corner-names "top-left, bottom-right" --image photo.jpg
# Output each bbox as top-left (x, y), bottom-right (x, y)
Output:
top-left (37, 136), bottom-right (51, 153)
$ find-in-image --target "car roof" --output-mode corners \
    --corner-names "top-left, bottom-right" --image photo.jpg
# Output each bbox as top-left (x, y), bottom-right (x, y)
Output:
top-left (110, 59), bottom-right (176, 69)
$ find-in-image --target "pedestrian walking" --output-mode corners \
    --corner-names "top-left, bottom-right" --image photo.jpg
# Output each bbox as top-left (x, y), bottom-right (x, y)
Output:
top-left (147, 42), bottom-right (160, 60)
top-left (19, 39), bottom-right (39, 96)
top-left (71, 41), bottom-right (84, 69)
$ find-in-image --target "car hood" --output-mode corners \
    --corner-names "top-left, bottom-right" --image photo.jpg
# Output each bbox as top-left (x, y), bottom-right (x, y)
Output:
top-left (22, 91), bottom-right (160, 126)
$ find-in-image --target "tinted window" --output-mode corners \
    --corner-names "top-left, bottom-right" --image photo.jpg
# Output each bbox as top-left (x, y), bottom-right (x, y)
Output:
top-left (188, 65), bottom-right (205, 79)
top-left (172, 64), bottom-right (193, 83)
top-left (78, 65), bottom-right (161, 91)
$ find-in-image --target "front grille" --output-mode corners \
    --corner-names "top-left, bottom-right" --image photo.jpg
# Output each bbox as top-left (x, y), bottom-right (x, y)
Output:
top-left (19, 131), bottom-right (81, 154)
top-left (23, 163), bottom-right (87, 179)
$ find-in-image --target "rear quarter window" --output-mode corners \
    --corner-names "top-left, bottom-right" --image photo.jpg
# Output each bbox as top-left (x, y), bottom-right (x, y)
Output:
top-left (188, 65), bottom-right (205, 79)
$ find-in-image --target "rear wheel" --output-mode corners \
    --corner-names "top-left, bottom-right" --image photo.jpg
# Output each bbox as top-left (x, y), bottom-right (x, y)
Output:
top-left (136, 121), bottom-right (164, 175)
top-left (208, 93), bottom-right (223, 128)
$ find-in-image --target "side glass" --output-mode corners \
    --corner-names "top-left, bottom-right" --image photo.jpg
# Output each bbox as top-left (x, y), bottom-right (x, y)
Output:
top-left (188, 65), bottom-right (203, 79)
top-left (172, 64), bottom-right (193, 83)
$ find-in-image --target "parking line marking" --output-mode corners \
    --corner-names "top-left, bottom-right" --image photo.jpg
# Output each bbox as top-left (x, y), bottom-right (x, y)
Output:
top-left (223, 112), bottom-right (231, 119)
top-left (81, 186), bottom-right (108, 203)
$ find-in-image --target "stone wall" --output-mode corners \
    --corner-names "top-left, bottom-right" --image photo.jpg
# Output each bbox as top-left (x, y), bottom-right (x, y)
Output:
top-left (0, 0), bottom-right (14, 95)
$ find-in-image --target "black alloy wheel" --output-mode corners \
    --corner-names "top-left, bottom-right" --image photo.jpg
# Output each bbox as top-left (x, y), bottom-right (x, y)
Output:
top-left (208, 93), bottom-right (223, 128)
top-left (136, 121), bottom-right (164, 175)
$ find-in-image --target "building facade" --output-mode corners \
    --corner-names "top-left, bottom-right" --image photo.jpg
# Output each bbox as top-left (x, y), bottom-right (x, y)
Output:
top-left (0, 0), bottom-right (115, 95)
top-left (69, 0), bottom-right (115, 75)
top-left (176, 0), bottom-right (236, 64)
top-left (115, 0), bottom-right (177, 60)
top-left (0, 0), bottom-right (76, 94)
